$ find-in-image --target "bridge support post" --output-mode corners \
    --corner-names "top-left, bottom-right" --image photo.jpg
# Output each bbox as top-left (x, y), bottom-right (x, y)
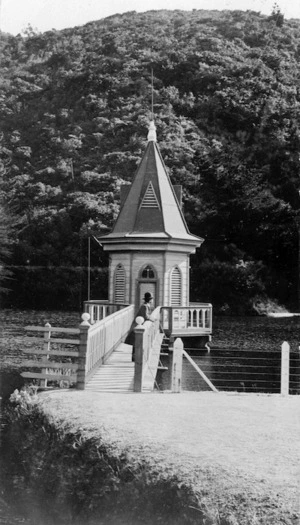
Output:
top-left (171, 338), bottom-right (183, 393)
top-left (134, 322), bottom-right (145, 392)
top-left (77, 313), bottom-right (91, 390)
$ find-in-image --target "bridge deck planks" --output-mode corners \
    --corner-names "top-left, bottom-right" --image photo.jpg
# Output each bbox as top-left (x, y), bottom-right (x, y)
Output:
top-left (86, 336), bottom-right (164, 393)
top-left (85, 342), bottom-right (135, 393)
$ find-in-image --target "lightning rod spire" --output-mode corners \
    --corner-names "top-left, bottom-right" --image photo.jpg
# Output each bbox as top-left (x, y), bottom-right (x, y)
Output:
top-left (147, 69), bottom-right (157, 142)
top-left (151, 68), bottom-right (154, 120)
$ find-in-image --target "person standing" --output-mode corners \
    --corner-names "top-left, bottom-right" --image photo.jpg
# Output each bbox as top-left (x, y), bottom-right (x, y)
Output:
top-left (136, 292), bottom-right (154, 322)
top-left (126, 292), bottom-right (154, 361)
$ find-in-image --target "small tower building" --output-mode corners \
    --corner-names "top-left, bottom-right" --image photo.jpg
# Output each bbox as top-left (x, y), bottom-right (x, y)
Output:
top-left (99, 121), bottom-right (203, 309)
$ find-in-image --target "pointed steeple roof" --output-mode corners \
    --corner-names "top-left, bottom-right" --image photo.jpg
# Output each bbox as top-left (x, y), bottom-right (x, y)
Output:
top-left (99, 121), bottom-right (203, 249)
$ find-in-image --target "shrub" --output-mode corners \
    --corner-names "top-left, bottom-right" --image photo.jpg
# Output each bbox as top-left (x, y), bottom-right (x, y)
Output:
top-left (190, 259), bottom-right (267, 315)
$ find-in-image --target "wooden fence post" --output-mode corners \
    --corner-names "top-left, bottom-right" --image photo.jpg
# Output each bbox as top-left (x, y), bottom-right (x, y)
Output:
top-left (134, 317), bottom-right (145, 392)
top-left (171, 338), bottom-right (183, 393)
top-left (281, 341), bottom-right (290, 396)
top-left (77, 313), bottom-right (90, 390)
top-left (40, 323), bottom-right (51, 388)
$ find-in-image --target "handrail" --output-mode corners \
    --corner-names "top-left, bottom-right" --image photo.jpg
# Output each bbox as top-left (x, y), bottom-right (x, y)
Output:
top-left (84, 300), bottom-right (130, 324)
top-left (84, 305), bottom-right (135, 383)
top-left (161, 304), bottom-right (212, 336)
top-left (21, 307), bottom-right (135, 391)
top-left (188, 302), bottom-right (213, 307)
top-left (133, 306), bottom-right (161, 392)
top-left (84, 300), bottom-right (129, 306)
top-left (182, 348), bottom-right (218, 392)
top-left (171, 338), bottom-right (218, 393)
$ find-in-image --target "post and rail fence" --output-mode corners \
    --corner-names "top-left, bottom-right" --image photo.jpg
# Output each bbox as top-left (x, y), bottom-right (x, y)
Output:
top-left (21, 304), bottom-right (135, 389)
top-left (169, 338), bottom-right (298, 396)
top-left (170, 338), bottom-right (219, 393)
top-left (22, 324), bottom-right (80, 387)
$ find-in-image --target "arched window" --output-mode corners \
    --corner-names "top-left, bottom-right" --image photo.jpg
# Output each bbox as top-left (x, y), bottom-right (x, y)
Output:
top-left (141, 265), bottom-right (155, 279)
top-left (114, 264), bottom-right (126, 303)
top-left (138, 265), bottom-right (157, 307)
top-left (170, 266), bottom-right (182, 306)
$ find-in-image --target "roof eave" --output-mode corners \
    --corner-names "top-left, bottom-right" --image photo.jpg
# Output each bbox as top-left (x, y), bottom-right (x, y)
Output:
top-left (98, 234), bottom-right (204, 254)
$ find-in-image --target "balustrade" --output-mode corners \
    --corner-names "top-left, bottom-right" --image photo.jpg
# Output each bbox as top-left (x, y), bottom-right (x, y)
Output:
top-left (84, 300), bottom-right (130, 324)
top-left (161, 303), bottom-right (212, 336)
top-left (84, 304), bottom-right (135, 382)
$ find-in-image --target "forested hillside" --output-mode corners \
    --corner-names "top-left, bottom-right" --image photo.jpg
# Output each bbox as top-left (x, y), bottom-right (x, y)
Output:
top-left (1, 8), bottom-right (300, 312)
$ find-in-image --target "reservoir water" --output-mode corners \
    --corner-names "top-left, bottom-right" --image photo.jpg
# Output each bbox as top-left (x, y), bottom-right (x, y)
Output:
top-left (156, 347), bottom-right (300, 394)
top-left (156, 314), bottom-right (300, 394)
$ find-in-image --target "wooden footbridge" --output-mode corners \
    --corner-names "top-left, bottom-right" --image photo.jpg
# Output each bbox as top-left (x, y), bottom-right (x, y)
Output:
top-left (22, 302), bottom-right (213, 394)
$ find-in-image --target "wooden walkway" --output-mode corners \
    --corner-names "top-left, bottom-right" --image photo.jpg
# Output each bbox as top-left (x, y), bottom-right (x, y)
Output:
top-left (85, 343), bottom-right (134, 393)
top-left (85, 334), bottom-right (164, 393)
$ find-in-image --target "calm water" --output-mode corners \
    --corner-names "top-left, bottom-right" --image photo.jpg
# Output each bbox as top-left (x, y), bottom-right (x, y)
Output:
top-left (156, 315), bottom-right (300, 394)
top-left (1, 310), bottom-right (300, 523)
top-left (156, 348), bottom-right (300, 394)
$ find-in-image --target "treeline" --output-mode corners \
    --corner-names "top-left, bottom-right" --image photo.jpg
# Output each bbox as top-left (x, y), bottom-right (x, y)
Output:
top-left (1, 8), bottom-right (300, 312)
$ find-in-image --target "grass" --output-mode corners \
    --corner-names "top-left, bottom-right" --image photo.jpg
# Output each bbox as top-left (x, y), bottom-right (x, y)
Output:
top-left (36, 389), bottom-right (300, 525)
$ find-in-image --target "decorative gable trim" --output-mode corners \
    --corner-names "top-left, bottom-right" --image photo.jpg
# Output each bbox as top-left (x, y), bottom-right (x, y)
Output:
top-left (140, 181), bottom-right (160, 209)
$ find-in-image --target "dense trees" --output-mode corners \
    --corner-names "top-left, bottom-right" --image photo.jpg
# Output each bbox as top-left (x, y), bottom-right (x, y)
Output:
top-left (0, 140), bottom-right (13, 297)
top-left (1, 9), bottom-right (300, 312)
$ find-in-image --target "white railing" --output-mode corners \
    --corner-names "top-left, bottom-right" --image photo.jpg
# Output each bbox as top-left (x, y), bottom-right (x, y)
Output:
top-left (84, 304), bottom-right (135, 382)
top-left (133, 306), bottom-right (161, 392)
top-left (161, 303), bottom-right (212, 336)
top-left (143, 306), bottom-right (161, 365)
top-left (84, 300), bottom-right (130, 324)
top-left (171, 338), bottom-right (218, 393)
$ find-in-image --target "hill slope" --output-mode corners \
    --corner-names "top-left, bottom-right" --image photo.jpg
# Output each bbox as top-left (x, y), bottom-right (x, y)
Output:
top-left (1, 9), bottom-right (300, 310)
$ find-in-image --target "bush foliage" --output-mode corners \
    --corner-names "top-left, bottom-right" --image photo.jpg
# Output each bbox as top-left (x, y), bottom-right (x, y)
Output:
top-left (1, 393), bottom-right (206, 525)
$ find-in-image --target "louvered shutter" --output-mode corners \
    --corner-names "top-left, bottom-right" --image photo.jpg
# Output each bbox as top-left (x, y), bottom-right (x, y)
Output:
top-left (170, 267), bottom-right (181, 306)
top-left (140, 182), bottom-right (160, 208)
top-left (114, 265), bottom-right (125, 303)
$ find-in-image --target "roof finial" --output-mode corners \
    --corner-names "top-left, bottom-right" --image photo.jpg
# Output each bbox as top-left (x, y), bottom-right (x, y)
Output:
top-left (148, 120), bottom-right (157, 142)
top-left (147, 69), bottom-right (157, 142)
